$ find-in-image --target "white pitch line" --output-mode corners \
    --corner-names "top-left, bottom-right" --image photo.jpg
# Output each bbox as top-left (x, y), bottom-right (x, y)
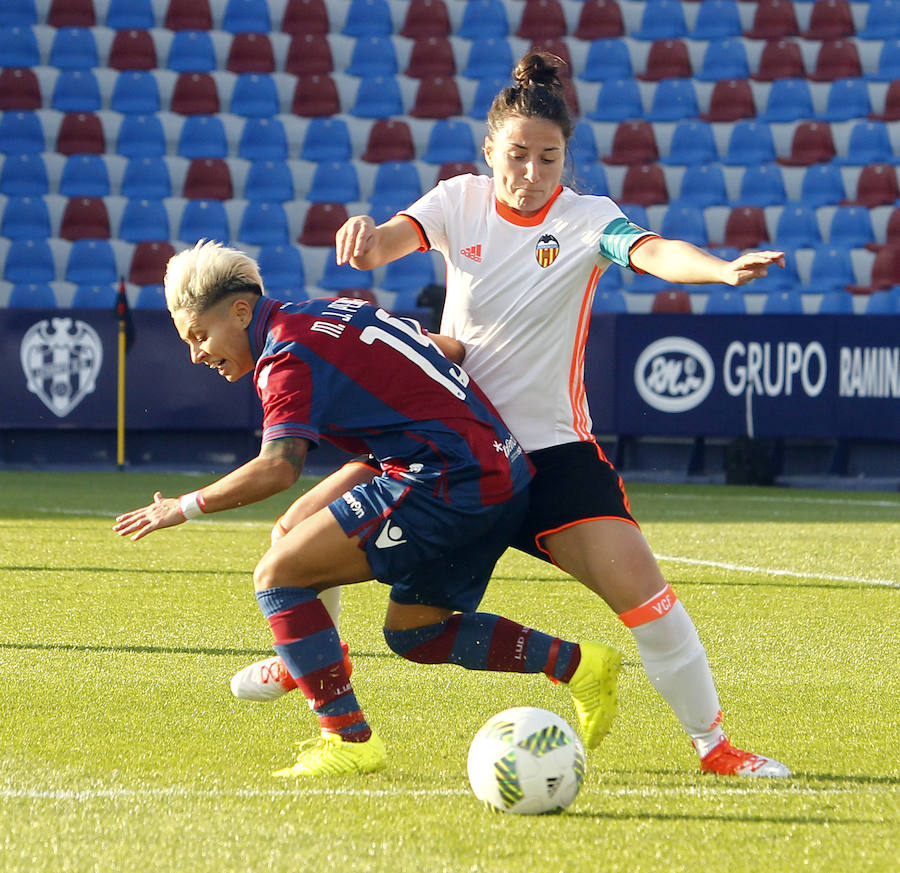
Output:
top-left (651, 493), bottom-right (900, 509)
top-left (656, 554), bottom-right (900, 588)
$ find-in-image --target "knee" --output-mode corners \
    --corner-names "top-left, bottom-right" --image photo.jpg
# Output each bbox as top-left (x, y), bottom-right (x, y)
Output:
top-left (253, 549), bottom-right (289, 592)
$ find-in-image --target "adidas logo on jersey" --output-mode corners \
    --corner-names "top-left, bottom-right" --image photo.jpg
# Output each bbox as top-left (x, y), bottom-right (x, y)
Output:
top-left (460, 244), bottom-right (482, 262)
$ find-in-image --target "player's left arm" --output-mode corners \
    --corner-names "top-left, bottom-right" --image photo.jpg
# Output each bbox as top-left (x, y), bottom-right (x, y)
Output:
top-left (113, 437), bottom-right (309, 541)
top-left (630, 237), bottom-right (785, 287)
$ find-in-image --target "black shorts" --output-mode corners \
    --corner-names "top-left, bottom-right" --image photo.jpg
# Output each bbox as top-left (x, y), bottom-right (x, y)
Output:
top-left (511, 441), bottom-right (636, 562)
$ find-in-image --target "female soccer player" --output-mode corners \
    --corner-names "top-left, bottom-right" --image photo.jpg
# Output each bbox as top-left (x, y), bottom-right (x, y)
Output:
top-left (233, 54), bottom-right (790, 777)
top-left (114, 240), bottom-right (621, 777)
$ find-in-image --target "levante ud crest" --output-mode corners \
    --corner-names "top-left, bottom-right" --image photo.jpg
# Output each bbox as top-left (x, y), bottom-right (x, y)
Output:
top-left (20, 318), bottom-right (103, 418)
top-left (535, 234), bottom-right (560, 267)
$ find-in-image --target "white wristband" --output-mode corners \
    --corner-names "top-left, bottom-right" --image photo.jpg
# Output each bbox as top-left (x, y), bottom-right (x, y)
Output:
top-left (179, 490), bottom-right (205, 520)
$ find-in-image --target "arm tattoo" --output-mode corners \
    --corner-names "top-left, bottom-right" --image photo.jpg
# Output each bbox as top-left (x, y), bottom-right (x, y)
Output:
top-left (260, 437), bottom-right (308, 477)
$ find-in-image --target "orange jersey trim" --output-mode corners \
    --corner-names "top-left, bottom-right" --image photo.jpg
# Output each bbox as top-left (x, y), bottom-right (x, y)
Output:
top-left (618, 584), bottom-right (678, 628)
top-left (627, 233), bottom-right (661, 275)
top-left (399, 213), bottom-right (429, 251)
top-left (535, 516), bottom-right (641, 566)
top-left (569, 265), bottom-right (602, 441)
top-left (494, 185), bottom-right (564, 227)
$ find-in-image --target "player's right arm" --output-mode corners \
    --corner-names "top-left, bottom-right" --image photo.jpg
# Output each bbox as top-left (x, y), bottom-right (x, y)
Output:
top-left (335, 215), bottom-right (422, 270)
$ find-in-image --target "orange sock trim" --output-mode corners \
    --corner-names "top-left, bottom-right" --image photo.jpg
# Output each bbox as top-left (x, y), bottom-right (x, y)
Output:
top-left (618, 583), bottom-right (677, 628)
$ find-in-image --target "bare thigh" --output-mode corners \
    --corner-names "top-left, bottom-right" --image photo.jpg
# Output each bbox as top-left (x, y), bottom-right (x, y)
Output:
top-left (541, 518), bottom-right (668, 615)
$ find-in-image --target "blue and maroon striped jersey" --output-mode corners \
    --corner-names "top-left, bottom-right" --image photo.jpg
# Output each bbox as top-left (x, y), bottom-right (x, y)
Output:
top-left (248, 296), bottom-right (531, 507)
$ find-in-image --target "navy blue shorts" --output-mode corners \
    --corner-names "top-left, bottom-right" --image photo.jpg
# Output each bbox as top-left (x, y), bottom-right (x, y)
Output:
top-left (329, 473), bottom-right (529, 612)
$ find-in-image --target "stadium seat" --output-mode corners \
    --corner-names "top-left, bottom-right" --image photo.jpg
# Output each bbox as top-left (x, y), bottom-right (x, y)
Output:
top-left (129, 240), bottom-right (175, 285)
top-left (299, 117), bottom-right (351, 163)
top-left (588, 78), bottom-right (643, 121)
top-left (400, 0), bottom-right (451, 39)
top-left (230, 73), bottom-right (280, 118)
top-left (297, 202), bottom-right (348, 246)
top-left (874, 80), bottom-right (900, 121)
top-left (621, 163), bottom-right (668, 207)
top-left (406, 36), bottom-right (456, 80)
top-left (0, 0), bottom-right (37, 27)
top-left (663, 121), bottom-right (717, 165)
top-left (603, 121), bottom-right (659, 164)
top-left (0, 26), bottom-right (40, 68)
top-left (177, 115), bottom-right (227, 159)
top-left (243, 159), bottom-right (294, 202)
top-left (8, 282), bottom-right (57, 307)
top-left (59, 154), bottom-right (110, 197)
top-left (852, 164), bottom-right (900, 208)
top-left (704, 288), bottom-right (746, 314)
top-left (809, 39), bottom-right (862, 81)
top-left (580, 38), bottom-right (631, 82)
top-left (179, 198), bottom-right (230, 244)
top-left (592, 288), bottom-right (627, 313)
top-left (462, 38), bottom-right (514, 81)
top-left (2, 195), bottom-right (50, 239)
top-left (457, 0), bottom-right (509, 40)
top-left (239, 117), bottom-right (288, 161)
top-left (183, 158), bottom-right (232, 200)
top-left (380, 250), bottom-right (435, 292)
top-left (774, 204), bottom-right (821, 249)
top-left (863, 287), bottom-right (900, 314)
top-left (222, 0), bottom-right (271, 33)
top-left (675, 163), bottom-right (728, 207)
top-left (48, 0), bottom-right (95, 26)
top-left (762, 289), bottom-right (803, 313)
top-left (744, 0), bottom-right (799, 40)
top-left (836, 121), bottom-right (894, 166)
top-left (228, 33), bottom-right (276, 74)
top-left (660, 204), bottom-right (707, 246)
top-left (574, 0), bottom-right (625, 40)
top-left (692, 0), bottom-right (742, 40)
top-left (645, 79), bottom-right (698, 122)
top-left (109, 29), bottom-right (157, 70)
top-left (65, 239), bottom-right (117, 285)
top-left (318, 254), bottom-right (374, 292)
top-left (572, 162), bottom-right (609, 196)
top-left (341, 0), bottom-right (394, 38)
top-left (292, 74), bottom-right (342, 117)
top-left (736, 164), bottom-right (787, 207)
top-left (884, 209), bottom-right (900, 249)
top-left (0, 68), bottom-right (41, 111)
top-left (778, 121), bottom-right (836, 166)
top-left (257, 243), bottom-right (305, 292)
top-left (829, 206), bottom-right (874, 248)
top-left (469, 77), bottom-right (510, 120)
top-left (632, 0), bottom-right (687, 41)
top-left (651, 288), bottom-right (692, 313)
top-left (722, 206), bottom-right (770, 249)
top-left (345, 35), bottom-right (397, 77)
top-left (134, 284), bottom-right (166, 308)
top-left (111, 71), bottom-right (161, 114)
top-left (867, 40), bottom-right (900, 84)
top-left (568, 119), bottom-right (598, 166)
top-left (107, 0), bottom-right (155, 29)
top-left (56, 113), bottom-right (105, 155)
top-left (4, 238), bottom-right (55, 283)
top-left (52, 68), bottom-right (103, 111)
top-left (695, 39), bottom-right (749, 82)
top-left (703, 78), bottom-right (756, 122)
top-left (121, 156), bottom-right (171, 198)
top-left (759, 78), bottom-right (814, 122)
top-left (60, 196), bottom-right (110, 240)
top-left (49, 27), bottom-right (99, 70)
top-left (858, 0), bottom-right (900, 40)
top-left (802, 244), bottom-right (858, 292)
top-left (370, 161), bottom-right (422, 207)
top-left (409, 76), bottom-right (462, 119)
top-left (801, 162), bottom-right (847, 206)
top-left (171, 73), bottom-right (220, 115)
top-left (821, 78), bottom-right (872, 122)
top-left (284, 33), bottom-right (333, 76)
top-left (865, 247), bottom-right (900, 292)
top-left (72, 283), bottom-right (118, 308)
top-left (361, 119), bottom-right (415, 163)
top-left (0, 153), bottom-right (48, 195)
top-left (516, 0), bottom-right (567, 40)
top-left (306, 160), bottom-right (360, 203)
top-left (638, 39), bottom-right (692, 81)
top-left (421, 119), bottom-right (476, 165)
top-left (803, 0), bottom-right (854, 40)
top-left (167, 30), bottom-right (216, 73)
top-left (118, 198), bottom-right (170, 242)
top-left (753, 38), bottom-right (806, 81)
top-left (0, 111), bottom-right (43, 154)
top-left (721, 120), bottom-right (776, 165)
top-left (817, 289), bottom-right (854, 313)
top-left (165, 0), bottom-right (212, 30)
top-left (281, 0), bottom-right (329, 35)
top-left (116, 113), bottom-right (166, 157)
top-left (237, 201), bottom-right (290, 246)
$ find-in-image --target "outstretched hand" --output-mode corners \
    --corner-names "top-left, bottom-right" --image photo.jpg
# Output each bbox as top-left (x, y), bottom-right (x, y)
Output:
top-left (722, 251), bottom-right (785, 286)
top-left (114, 492), bottom-right (185, 541)
top-left (335, 215), bottom-right (377, 265)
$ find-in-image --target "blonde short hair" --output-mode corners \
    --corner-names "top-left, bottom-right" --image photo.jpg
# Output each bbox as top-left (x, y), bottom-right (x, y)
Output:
top-left (164, 239), bottom-right (264, 314)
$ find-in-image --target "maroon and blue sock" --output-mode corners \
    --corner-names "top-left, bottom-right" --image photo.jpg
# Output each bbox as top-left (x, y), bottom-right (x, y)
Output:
top-left (256, 586), bottom-right (371, 742)
top-left (383, 612), bottom-right (581, 682)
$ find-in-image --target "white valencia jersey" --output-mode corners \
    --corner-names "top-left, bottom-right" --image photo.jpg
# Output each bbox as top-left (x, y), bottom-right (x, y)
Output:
top-left (401, 174), bottom-right (657, 452)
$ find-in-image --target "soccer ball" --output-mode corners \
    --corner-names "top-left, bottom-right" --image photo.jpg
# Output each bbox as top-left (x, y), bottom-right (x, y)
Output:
top-left (466, 707), bottom-right (586, 815)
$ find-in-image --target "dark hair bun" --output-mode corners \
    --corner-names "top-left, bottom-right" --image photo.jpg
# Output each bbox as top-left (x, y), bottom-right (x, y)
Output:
top-left (512, 52), bottom-right (565, 93)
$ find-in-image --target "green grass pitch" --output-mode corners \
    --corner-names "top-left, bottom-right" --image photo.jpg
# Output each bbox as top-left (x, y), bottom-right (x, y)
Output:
top-left (1, 470), bottom-right (898, 873)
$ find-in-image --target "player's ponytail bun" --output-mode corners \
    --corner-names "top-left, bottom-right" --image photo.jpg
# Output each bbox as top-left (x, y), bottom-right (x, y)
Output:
top-left (486, 52), bottom-right (573, 141)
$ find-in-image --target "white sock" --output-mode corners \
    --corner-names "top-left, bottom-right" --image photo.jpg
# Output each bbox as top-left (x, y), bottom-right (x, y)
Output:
top-left (317, 587), bottom-right (341, 634)
top-left (620, 585), bottom-right (726, 758)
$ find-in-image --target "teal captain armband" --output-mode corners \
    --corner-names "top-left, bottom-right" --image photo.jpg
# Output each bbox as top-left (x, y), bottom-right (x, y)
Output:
top-left (598, 217), bottom-right (655, 269)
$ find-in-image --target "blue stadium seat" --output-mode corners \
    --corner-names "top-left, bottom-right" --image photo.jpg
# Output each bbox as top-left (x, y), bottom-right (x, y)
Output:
top-left (595, 264), bottom-right (622, 291)
top-left (239, 117), bottom-right (288, 161)
top-left (342, 0), bottom-right (394, 37)
top-left (660, 204), bottom-right (708, 246)
top-left (300, 117), bottom-right (352, 162)
top-left (468, 76), bottom-right (511, 120)
top-left (111, 71), bottom-right (161, 114)
top-left (167, 30), bottom-right (217, 73)
top-left (422, 119), bottom-right (477, 164)
top-left (177, 115), bottom-right (228, 159)
top-left (762, 289), bottom-right (803, 313)
top-left (319, 255), bottom-right (374, 291)
top-left (118, 198), bottom-right (170, 242)
top-left (592, 288), bottom-right (627, 313)
top-left (72, 283), bottom-right (118, 308)
top-left (267, 286), bottom-right (309, 303)
top-left (866, 39), bottom-right (900, 82)
top-left (694, 38), bottom-right (749, 81)
top-left (620, 203), bottom-right (650, 229)
top-left (121, 156), bottom-right (171, 198)
top-left (350, 75), bottom-right (404, 118)
top-left (59, 154), bottom-right (111, 197)
top-left (800, 163), bottom-right (847, 206)
top-left (462, 37), bottom-right (513, 80)
top-left (370, 161), bottom-right (423, 207)
top-left (581, 38), bottom-right (633, 82)
top-left (759, 78), bottom-right (814, 122)
top-left (237, 200), bottom-right (290, 245)
top-left (864, 288), bottom-right (900, 314)
top-left (587, 78), bottom-right (643, 121)
top-left (3, 238), bottom-right (55, 283)
top-left (306, 160), bottom-right (360, 203)
top-left (134, 284), bottom-right (167, 309)
top-left (0, 111), bottom-right (44, 154)
top-left (0, 153), bottom-right (48, 195)
top-left (775, 204), bottom-right (821, 249)
top-left (0, 0), bottom-right (37, 27)
top-left (106, 0), bottom-right (155, 29)
top-left (346, 35), bottom-right (398, 77)
top-left (628, 272), bottom-right (670, 294)
top-left (858, 0), bottom-right (900, 40)
top-left (803, 244), bottom-right (857, 293)
top-left (569, 119), bottom-right (598, 165)
top-left (230, 73), bottom-right (280, 118)
top-left (50, 70), bottom-right (101, 113)
top-left (572, 162), bottom-right (609, 196)
top-left (646, 79), bottom-right (699, 122)
top-left (222, 0), bottom-right (271, 34)
top-left (49, 27), bottom-right (99, 70)
top-left (65, 239), bottom-right (117, 285)
top-left (0, 26), bottom-right (40, 67)
top-left (632, 0), bottom-right (687, 41)
top-left (736, 164), bottom-right (787, 207)
top-left (721, 120), bottom-right (776, 165)
top-left (828, 206), bottom-right (875, 248)
top-left (704, 288), bottom-right (746, 314)
top-left (662, 120), bottom-right (717, 165)
top-left (258, 244), bottom-right (305, 292)
top-left (836, 120), bottom-right (895, 165)
top-left (380, 250), bottom-right (435, 292)
top-left (2, 195), bottom-right (50, 239)
top-left (244, 160), bottom-right (294, 202)
top-left (179, 199), bottom-right (230, 243)
top-left (691, 0), bottom-right (742, 39)
top-left (821, 77), bottom-right (872, 121)
top-left (116, 113), bottom-right (166, 157)
top-left (457, 0), bottom-right (509, 39)
top-left (8, 282), bottom-right (57, 308)
top-left (817, 289), bottom-right (854, 313)
top-left (675, 163), bottom-right (728, 206)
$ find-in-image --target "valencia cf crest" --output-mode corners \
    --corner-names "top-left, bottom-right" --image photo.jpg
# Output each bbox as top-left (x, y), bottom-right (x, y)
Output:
top-left (535, 234), bottom-right (560, 268)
